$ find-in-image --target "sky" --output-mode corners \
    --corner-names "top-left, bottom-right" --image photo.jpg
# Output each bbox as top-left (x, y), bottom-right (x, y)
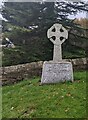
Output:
top-left (68, 12), bottom-right (86, 19)
top-left (0, 0), bottom-right (87, 20)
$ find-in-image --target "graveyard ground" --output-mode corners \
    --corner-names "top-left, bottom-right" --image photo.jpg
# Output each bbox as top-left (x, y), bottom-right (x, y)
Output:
top-left (2, 71), bottom-right (86, 118)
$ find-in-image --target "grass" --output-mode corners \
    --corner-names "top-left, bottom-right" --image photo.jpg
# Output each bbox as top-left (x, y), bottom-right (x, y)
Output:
top-left (2, 71), bottom-right (87, 118)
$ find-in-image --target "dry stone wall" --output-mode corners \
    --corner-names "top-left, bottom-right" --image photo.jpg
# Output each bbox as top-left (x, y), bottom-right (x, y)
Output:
top-left (0, 58), bottom-right (87, 85)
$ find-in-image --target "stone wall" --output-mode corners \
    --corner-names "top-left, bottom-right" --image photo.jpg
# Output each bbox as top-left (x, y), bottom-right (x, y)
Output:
top-left (0, 58), bottom-right (87, 86)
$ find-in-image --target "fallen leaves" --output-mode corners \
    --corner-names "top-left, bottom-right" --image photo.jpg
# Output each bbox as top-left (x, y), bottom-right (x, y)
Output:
top-left (11, 107), bottom-right (14, 110)
top-left (61, 96), bottom-right (64, 98)
top-left (66, 92), bottom-right (71, 97)
top-left (65, 108), bottom-right (70, 112)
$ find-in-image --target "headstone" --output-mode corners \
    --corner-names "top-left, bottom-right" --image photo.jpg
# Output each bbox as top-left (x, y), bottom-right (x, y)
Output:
top-left (47, 23), bottom-right (68, 62)
top-left (41, 23), bottom-right (73, 84)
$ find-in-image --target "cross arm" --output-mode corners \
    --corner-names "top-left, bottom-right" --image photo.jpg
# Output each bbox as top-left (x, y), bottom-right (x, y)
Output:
top-left (49, 38), bottom-right (55, 44)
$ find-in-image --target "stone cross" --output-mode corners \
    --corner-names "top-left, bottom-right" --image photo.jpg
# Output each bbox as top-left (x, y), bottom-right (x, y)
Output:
top-left (47, 23), bottom-right (68, 62)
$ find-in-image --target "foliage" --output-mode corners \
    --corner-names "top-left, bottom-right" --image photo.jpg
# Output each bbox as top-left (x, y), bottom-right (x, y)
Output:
top-left (74, 18), bottom-right (88, 39)
top-left (2, 47), bottom-right (28, 66)
top-left (75, 18), bottom-right (88, 29)
top-left (2, 71), bottom-right (86, 118)
top-left (2, 2), bottom-right (88, 30)
top-left (1, 2), bottom-right (88, 66)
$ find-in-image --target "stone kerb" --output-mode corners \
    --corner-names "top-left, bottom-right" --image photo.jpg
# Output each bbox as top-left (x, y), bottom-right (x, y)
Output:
top-left (0, 58), bottom-right (87, 86)
top-left (2, 61), bottom-right (43, 74)
top-left (1, 61), bottom-right (43, 85)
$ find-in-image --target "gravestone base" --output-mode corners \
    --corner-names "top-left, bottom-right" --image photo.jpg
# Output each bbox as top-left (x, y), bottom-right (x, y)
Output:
top-left (41, 61), bottom-right (73, 84)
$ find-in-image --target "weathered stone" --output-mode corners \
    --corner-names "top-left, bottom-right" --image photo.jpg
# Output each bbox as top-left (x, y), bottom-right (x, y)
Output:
top-left (41, 23), bottom-right (73, 84)
top-left (1, 58), bottom-right (87, 86)
top-left (47, 23), bottom-right (68, 62)
top-left (41, 61), bottom-right (73, 84)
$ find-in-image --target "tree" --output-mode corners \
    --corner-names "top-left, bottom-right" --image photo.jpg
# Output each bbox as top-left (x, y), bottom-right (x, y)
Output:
top-left (1, 1), bottom-right (88, 66)
top-left (2, 2), bottom-right (88, 30)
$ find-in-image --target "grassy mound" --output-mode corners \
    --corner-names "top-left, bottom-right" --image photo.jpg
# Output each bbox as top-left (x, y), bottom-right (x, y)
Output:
top-left (2, 71), bottom-right (86, 118)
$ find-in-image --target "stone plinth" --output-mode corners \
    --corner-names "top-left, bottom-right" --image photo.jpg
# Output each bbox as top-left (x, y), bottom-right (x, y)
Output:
top-left (41, 61), bottom-right (73, 84)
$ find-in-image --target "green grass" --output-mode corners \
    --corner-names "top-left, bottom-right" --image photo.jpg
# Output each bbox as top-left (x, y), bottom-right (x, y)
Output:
top-left (2, 71), bottom-right (86, 118)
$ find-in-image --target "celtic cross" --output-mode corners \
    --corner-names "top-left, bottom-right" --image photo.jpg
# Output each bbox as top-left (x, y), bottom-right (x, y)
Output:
top-left (47, 23), bottom-right (68, 62)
